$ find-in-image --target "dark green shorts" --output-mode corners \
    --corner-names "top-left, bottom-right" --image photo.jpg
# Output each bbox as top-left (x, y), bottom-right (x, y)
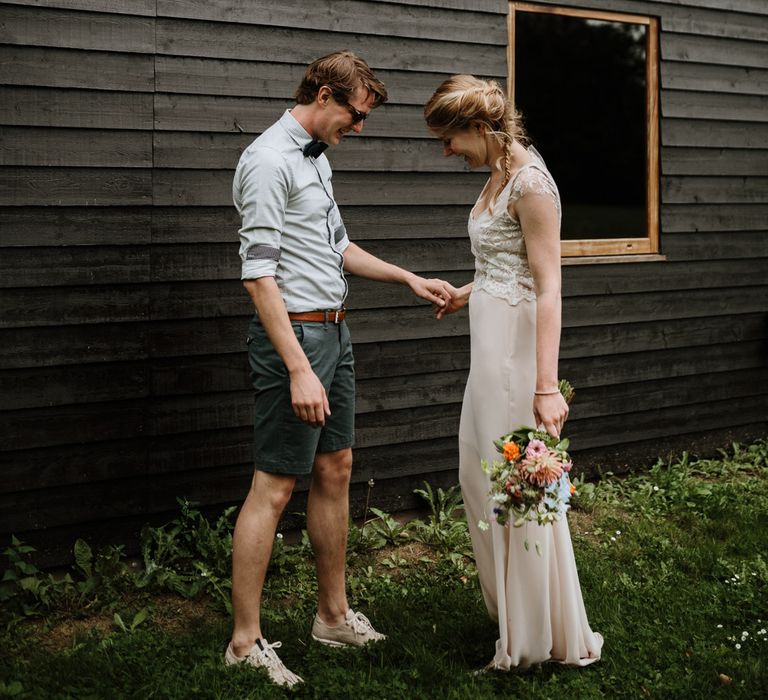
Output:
top-left (247, 316), bottom-right (355, 475)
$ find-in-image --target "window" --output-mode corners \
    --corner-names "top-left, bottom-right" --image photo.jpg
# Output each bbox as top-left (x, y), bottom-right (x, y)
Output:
top-left (509, 3), bottom-right (660, 257)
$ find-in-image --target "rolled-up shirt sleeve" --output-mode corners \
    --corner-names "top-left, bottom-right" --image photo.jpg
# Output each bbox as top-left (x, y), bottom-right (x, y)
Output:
top-left (329, 200), bottom-right (350, 254)
top-left (234, 146), bottom-right (291, 280)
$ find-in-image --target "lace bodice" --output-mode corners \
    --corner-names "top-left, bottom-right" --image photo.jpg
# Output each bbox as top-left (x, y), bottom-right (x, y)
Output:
top-left (468, 149), bottom-right (561, 306)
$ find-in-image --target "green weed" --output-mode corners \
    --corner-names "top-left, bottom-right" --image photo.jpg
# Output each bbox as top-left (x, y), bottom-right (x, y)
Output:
top-left (137, 498), bottom-right (236, 612)
top-left (410, 483), bottom-right (472, 555)
top-left (0, 536), bottom-right (133, 626)
top-left (365, 507), bottom-right (410, 546)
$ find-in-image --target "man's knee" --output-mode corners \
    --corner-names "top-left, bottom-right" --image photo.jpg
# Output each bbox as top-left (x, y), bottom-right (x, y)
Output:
top-left (251, 470), bottom-right (297, 516)
top-left (313, 449), bottom-right (353, 490)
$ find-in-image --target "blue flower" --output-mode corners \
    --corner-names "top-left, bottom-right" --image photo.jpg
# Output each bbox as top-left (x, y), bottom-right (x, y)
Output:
top-left (542, 495), bottom-right (558, 510)
top-left (551, 474), bottom-right (572, 506)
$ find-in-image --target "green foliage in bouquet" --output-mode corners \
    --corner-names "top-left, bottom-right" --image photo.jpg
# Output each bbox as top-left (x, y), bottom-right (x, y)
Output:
top-left (558, 378), bottom-right (575, 404)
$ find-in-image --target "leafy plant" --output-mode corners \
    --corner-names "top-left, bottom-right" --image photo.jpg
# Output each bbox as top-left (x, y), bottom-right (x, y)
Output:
top-left (569, 473), bottom-right (597, 512)
top-left (592, 440), bottom-right (768, 523)
top-left (0, 680), bottom-right (24, 697)
top-left (410, 483), bottom-right (471, 554)
top-left (0, 537), bottom-right (49, 619)
top-left (365, 507), bottom-right (411, 546)
top-left (113, 607), bottom-right (150, 634)
top-left (347, 517), bottom-right (387, 554)
top-left (137, 498), bottom-right (236, 608)
top-left (72, 539), bottom-right (132, 605)
top-left (0, 537), bottom-right (133, 626)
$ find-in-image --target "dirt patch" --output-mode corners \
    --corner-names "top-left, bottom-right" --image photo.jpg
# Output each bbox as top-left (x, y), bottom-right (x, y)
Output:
top-left (373, 540), bottom-right (435, 566)
top-left (149, 594), bottom-right (225, 634)
top-left (35, 615), bottom-right (113, 652)
top-left (568, 508), bottom-right (598, 534)
top-left (32, 595), bottom-right (225, 652)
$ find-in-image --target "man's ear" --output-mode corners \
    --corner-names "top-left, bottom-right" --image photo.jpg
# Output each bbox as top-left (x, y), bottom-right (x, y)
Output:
top-left (317, 85), bottom-right (332, 105)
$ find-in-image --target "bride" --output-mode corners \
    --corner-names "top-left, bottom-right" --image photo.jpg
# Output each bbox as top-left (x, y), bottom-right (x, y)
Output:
top-left (424, 75), bottom-right (603, 669)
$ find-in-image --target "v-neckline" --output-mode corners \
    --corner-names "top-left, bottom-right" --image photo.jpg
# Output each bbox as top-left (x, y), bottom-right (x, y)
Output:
top-left (470, 177), bottom-right (496, 221)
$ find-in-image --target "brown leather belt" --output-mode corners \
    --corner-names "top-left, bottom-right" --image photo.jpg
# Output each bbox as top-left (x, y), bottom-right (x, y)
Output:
top-left (287, 308), bottom-right (346, 324)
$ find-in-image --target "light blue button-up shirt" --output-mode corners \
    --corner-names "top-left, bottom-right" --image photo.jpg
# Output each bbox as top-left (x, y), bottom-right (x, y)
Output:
top-left (233, 110), bottom-right (349, 312)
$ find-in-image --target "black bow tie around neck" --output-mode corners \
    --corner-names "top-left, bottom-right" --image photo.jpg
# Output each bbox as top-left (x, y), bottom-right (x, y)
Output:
top-left (303, 139), bottom-right (328, 158)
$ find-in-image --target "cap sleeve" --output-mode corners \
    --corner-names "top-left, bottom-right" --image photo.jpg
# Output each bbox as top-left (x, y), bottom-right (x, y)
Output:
top-left (508, 165), bottom-right (560, 211)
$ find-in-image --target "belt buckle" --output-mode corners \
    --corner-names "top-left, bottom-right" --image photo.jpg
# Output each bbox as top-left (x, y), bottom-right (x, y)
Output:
top-left (322, 308), bottom-right (342, 324)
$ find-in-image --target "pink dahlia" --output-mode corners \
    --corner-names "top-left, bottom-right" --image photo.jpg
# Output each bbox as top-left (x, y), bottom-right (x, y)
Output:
top-left (523, 450), bottom-right (564, 487)
top-left (525, 438), bottom-right (548, 459)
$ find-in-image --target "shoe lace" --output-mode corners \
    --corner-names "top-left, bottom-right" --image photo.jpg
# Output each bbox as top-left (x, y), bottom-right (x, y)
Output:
top-left (348, 611), bottom-right (376, 635)
top-left (253, 640), bottom-right (302, 685)
top-left (255, 640), bottom-right (286, 669)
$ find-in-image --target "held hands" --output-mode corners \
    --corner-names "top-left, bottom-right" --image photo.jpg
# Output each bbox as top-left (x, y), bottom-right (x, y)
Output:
top-left (433, 282), bottom-right (471, 320)
top-left (289, 366), bottom-right (330, 427)
top-left (407, 276), bottom-right (454, 309)
top-left (533, 392), bottom-right (569, 439)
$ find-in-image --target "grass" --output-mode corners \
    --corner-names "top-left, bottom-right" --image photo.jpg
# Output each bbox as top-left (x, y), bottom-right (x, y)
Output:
top-left (1, 439), bottom-right (767, 699)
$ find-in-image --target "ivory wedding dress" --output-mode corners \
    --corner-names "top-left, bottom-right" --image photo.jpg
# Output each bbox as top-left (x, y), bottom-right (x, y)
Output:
top-left (459, 148), bottom-right (603, 669)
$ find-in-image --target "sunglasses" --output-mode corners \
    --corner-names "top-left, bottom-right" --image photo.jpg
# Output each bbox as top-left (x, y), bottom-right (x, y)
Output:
top-left (332, 93), bottom-right (369, 124)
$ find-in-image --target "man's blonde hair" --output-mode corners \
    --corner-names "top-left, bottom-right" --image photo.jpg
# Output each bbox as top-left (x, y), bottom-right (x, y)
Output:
top-left (295, 50), bottom-right (388, 107)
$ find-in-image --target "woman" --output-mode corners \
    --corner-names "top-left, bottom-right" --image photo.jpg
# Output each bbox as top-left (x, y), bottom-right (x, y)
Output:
top-left (424, 75), bottom-right (602, 669)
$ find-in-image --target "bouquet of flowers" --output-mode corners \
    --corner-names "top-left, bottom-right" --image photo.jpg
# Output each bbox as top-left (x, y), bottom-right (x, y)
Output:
top-left (479, 380), bottom-right (576, 543)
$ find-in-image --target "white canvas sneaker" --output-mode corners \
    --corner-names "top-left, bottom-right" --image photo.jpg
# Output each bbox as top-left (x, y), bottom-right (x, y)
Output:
top-left (311, 609), bottom-right (387, 647)
top-left (224, 639), bottom-right (303, 688)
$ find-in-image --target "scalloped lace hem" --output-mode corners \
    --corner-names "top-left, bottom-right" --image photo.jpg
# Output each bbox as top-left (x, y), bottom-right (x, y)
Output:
top-left (474, 278), bottom-right (536, 306)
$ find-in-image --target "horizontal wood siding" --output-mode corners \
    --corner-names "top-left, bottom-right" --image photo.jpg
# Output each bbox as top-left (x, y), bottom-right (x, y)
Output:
top-left (1, 0), bottom-right (766, 565)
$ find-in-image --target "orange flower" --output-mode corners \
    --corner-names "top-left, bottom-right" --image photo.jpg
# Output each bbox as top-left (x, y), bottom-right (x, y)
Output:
top-left (502, 441), bottom-right (521, 462)
top-left (569, 481), bottom-right (577, 496)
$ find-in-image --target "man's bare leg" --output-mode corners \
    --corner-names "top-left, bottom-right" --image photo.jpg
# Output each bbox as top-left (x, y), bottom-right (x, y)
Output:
top-left (230, 469), bottom-right (296, 656)
top-left (307, 448), bottom-right (353, 625)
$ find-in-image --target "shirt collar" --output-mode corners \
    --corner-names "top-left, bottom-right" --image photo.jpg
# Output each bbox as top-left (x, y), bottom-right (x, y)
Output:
top-left (279, 109), bottom-right (315, 152)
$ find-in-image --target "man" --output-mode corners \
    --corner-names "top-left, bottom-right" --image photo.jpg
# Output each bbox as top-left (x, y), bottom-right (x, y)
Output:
top-left (225, 51), bottom-right (451, 688)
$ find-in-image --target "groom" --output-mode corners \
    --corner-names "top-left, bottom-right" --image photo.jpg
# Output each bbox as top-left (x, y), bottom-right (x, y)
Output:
top-left (225, 50), bottom-right (452, 687)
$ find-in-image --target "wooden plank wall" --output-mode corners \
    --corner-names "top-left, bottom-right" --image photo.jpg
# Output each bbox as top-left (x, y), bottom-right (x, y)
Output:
top-left (1, 0), bottom-right (766, 565)
top-left (0, 0), bottom-right (506, 564)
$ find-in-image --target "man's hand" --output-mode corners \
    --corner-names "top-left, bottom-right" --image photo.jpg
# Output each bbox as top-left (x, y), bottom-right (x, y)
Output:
top-left (407, 276), bottom-right (453, 308)
top-left (289, 367), bottom-right (331, 427)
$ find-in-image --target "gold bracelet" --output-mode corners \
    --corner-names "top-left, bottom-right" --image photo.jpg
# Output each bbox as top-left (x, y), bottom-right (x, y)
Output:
top-left (534, 389), bottom-right (560, 396)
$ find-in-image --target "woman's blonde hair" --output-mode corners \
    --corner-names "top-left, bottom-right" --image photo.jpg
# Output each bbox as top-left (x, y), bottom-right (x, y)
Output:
top-left (424, 75), bottom-right (528, 206)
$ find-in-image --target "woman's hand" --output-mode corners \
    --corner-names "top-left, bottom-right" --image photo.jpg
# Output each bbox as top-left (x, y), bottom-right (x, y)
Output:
top-left (434, 282), bottom-right (472, 319)
top-left (533, 392), bottom-right (569, 439)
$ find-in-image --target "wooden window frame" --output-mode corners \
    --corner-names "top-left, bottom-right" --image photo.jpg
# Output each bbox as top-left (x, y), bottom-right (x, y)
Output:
top-left (509, 2), bottom-right (660, 258)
